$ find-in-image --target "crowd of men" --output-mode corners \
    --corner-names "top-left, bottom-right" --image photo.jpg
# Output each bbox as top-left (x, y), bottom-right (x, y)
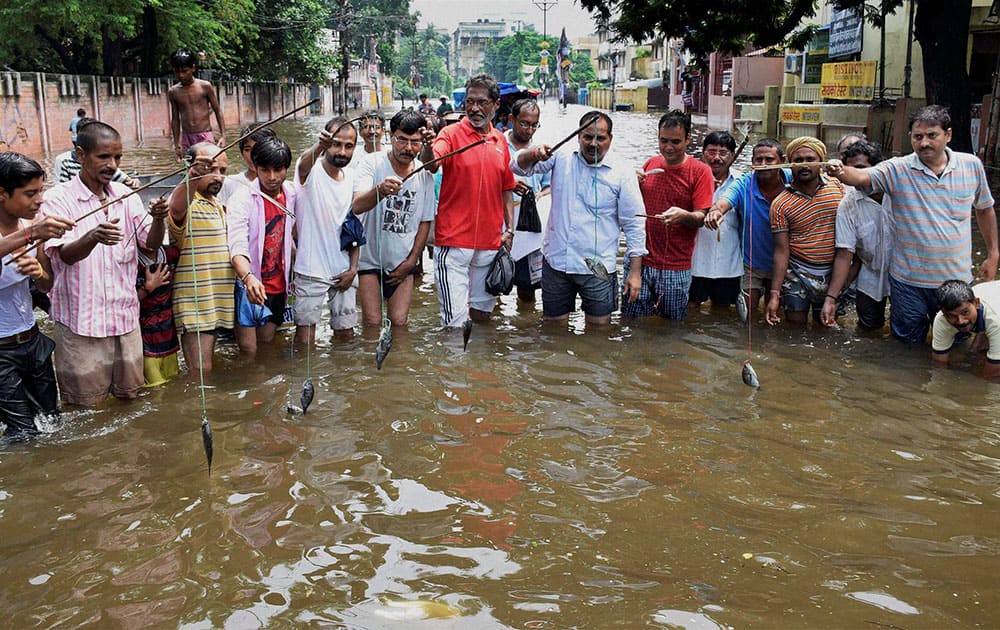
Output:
top-left (2, 71), bottom-right (999, 440)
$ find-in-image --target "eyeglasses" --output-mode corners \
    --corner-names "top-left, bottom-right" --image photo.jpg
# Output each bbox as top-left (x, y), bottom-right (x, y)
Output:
top-left (704, 149), bottom-right (731, 158)
top-left (392, 136), bottom-right (423, 148)
top-left (464, 98), bottom-right (494, 108)
top-left (516, 120), bottom-right (541, 130)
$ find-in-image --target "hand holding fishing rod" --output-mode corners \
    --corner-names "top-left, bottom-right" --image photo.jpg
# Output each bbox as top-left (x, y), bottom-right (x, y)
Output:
top-left (402, 137), bottom-right (487, 182)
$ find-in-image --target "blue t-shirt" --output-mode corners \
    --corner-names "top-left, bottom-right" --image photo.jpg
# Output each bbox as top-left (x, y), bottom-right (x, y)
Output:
top-left (720, 169), bottom-right (790, 273)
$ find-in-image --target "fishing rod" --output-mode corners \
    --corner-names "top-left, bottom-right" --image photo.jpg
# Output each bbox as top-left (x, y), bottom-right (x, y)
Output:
top-left (750, 161), bottom-right (835, 171)
top-left (549, 113), bottom-right (603, 154)
top-left (7, 98), bottom-right (319, 266)
top-left (402, 137), bottom-right (487, 182)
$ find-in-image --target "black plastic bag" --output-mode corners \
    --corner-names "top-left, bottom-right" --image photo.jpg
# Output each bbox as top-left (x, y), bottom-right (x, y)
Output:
top-left (515, 189), bottom-right (542, 233)
top-left (485, 247), bottom-right (515, 296)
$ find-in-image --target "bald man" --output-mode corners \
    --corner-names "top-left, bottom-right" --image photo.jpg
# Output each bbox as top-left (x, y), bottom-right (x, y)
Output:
top-left (765, 136), bottom-right (845, 325)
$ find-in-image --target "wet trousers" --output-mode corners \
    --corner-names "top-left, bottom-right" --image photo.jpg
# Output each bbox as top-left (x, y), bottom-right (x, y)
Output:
top-left (0, 332), bottom-right (58, 436)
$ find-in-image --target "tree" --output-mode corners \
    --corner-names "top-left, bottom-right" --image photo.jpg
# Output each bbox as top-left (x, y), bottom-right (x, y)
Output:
top-left (578, 0), bottom-right (977, 152)
top-left (569, 52), bottom-right (597, 86)
top-left (393, 25), bottom-right (453, 99)
top-left (0, 0), bottom-right (347, 85)
top-left (483, 31), bottom-right (557, 85)
top-left (0, 0), bottom-right (256, 76)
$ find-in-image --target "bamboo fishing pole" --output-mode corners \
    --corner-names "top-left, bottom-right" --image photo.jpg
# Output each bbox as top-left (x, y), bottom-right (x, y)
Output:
top-left (401, 137), bottom-right (487, 182)
top-left (548, 113), bottom-right (603, 153)
top-left (750, 161), bottom-right (836, 171)
top-left (7, 98), bottom-right (320, 266)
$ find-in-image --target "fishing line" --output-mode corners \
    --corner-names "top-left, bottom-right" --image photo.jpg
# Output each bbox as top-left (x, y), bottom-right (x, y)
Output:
top-left (372, 167), bottom-right (392, 369)
top-left (183, 165), bottom-right (213, 472)
top-left (465, 135), bottom-right (487, 349)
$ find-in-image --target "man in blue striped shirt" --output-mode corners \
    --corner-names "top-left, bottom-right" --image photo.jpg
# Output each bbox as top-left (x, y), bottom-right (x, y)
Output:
top-left (827, 105), bottom-right (998, 344)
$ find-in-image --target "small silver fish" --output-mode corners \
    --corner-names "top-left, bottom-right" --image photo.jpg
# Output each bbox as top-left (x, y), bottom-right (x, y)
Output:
top-left (376, 325), bottom-right (392, 369)
top-left (462, 319), bottom-right (473, 351)
top-left (200, 417), bottom-right (213, 475)
top-left (300, 378), bottom-right (315, 413)
top-left (736, 292), bottom-right (749, 322)
top-left (742, 360), bottom-right (760, 389)
top-left (584, 257), bottom-right (611, 281)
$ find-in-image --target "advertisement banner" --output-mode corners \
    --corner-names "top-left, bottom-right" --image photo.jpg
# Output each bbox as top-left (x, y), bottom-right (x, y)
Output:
top-left (781, 106), bottom-right (822, 123)
top-left (820, 61), bottom-right (876, 100)
top-left (829, 8), bottom-right (863, 57)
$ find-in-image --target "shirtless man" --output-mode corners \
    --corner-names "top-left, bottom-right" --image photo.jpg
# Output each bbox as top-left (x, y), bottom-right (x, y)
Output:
top-left (168, 49), bottom-right (226, 161)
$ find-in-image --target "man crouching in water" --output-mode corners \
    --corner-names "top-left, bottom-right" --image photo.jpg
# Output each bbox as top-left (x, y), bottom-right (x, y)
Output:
top-left (931, 279), bottom-right (1000, 379)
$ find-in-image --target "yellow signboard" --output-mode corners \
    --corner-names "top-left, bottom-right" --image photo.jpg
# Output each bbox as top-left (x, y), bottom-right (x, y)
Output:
top-left (782, 106), bottom-right (822, 123)
top-left (820, 61), bottom-right (877, 100)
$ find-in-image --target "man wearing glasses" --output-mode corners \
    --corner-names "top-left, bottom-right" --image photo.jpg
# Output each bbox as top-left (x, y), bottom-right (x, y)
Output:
top-left (419, 74), bottom-right (516, 329)
top-left (504, 98), bottom-right (550, 304)
top-left (358, 111), bottom-right (385, 156)
top-left (352, 110), bottom-right (436, 328)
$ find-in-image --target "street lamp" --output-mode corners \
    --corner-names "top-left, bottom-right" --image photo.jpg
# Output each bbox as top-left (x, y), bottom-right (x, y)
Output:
top-left (533, 0), bottom-right (557, 103)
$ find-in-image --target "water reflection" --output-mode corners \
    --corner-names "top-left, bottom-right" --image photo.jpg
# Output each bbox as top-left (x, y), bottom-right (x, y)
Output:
top-left (1, 101), bottom-right (999, 628)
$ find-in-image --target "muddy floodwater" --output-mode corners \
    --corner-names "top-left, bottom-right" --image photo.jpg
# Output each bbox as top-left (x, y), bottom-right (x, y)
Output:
top-left (3, 102), bottom-right (999, 628)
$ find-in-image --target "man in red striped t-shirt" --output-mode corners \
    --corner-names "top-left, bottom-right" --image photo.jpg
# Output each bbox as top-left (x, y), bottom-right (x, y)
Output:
top-left (765, 136), bottom-right (844, 325)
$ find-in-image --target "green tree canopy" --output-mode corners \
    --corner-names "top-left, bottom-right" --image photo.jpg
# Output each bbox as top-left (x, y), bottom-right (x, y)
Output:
top-left (0, 0), bottom-right (416, 86)
top-left (393, 25), bottom-right (453, 99)
top-left (483, 31), bottom-right (558, 85)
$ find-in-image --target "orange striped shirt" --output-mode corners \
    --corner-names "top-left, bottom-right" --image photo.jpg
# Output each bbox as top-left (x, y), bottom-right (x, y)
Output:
top-left (770, 177), bottom-right (845, 268)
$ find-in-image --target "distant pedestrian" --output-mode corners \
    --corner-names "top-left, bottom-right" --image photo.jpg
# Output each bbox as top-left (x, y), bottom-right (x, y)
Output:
top-left (68, 108), bottom-right (85, 145)
top-left (169, 49), bottom-right (226, 161)
top-left (437, 96), bottom-right (453, 118)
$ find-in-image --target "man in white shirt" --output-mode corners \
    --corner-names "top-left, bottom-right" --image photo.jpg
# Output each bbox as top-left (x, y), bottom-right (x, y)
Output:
top-left (821, 140), bottom-right (894, 330)
top-left (293, 116), bottom-right (361, 342)
top-left (512, 111), bottom-right (646, 327)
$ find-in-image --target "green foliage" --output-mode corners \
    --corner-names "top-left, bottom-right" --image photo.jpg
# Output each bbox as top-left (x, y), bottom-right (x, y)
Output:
top-left (392, 25), bottom-right (452, 99)
top-left (483, 31), bottom-right (558, 86)
top-left (569, 52), bottom-right (597, 86)
top-left (578, 0), bottom-right (822, 60)
top-left (0, 0), bottom-right (416, 84)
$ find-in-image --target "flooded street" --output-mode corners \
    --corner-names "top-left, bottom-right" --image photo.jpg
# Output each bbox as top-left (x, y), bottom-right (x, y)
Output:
top-left (3, 101), bottom-right (999, 628)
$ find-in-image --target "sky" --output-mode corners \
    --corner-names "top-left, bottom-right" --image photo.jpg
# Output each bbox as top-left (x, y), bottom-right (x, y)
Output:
top-left (410, 0), bottom-right (601, 41)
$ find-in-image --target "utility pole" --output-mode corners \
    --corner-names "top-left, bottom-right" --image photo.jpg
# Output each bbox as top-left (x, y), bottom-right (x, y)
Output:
top-left (533, 0), bottom-right (557, 103)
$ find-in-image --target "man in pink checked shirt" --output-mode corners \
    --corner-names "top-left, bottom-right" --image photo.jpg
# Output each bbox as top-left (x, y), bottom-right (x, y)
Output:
top-left (42, 121), bottom-right (167, 406)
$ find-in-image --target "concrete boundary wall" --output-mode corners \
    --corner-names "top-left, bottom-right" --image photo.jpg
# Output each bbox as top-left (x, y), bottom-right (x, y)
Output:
top-left (0, 72), bottom-right (329, 162)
